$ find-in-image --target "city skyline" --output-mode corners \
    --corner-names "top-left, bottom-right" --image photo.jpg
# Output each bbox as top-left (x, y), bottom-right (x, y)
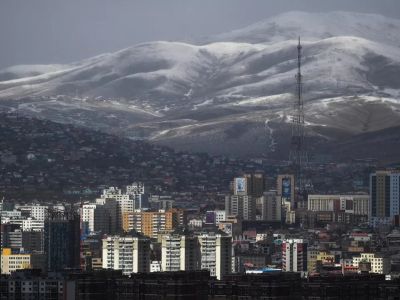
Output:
top-left (1, 2), bottom-right (400, 298)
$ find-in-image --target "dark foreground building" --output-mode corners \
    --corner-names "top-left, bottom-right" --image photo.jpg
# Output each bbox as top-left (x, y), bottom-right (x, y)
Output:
top-left (1, 270), bottom-right (400, 300)
top-left (44, 210), bottom-right (80, 271)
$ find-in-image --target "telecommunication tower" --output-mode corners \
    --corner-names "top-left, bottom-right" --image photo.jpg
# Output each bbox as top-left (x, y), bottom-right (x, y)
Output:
top-left (289, 37), bottom-right (308, 197)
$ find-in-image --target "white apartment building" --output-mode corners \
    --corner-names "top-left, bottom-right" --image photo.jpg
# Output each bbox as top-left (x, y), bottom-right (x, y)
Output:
top-left (215, 210), bottom-right (226, 224)
top-left (161, 235), bottom-right (181, 272)
top-left (282, 239), bottom-right (308, 272)
top-left (81, 204), bottom-right (97, 232)
top-left (98, 187), bottom-right (134, 230)
top-left (14, 205), bottom-right (32, 217)
top-left (1, 217), bottom-right (23, 227)
top-left (126, 182), bottom-right (145, 195)
top-left (308, 195), bottom-right (369, 216)
top-left (102, 235), bottom-right (150, 275)
top-left (81, 200), bottom-right (118, 234)
top-left (161, 234), bottom-right (200, 272)
top-left (22, 218), bottom-right (44, 231)
top-left (126, 183), bottom-right (148, 210)
top-left (352, 253), bottom-right (390, 274)
top-left (0, 210), bottom-right (22, 219)
top-left (198, 232), bottom-right (231, 280)
top-left (225, 195), bottom-right (256, 221)
top-left (30, 205), bottom-right (48, 221)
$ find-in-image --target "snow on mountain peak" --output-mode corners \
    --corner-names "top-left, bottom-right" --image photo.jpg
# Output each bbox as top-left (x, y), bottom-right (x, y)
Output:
top-left (213, 11), bottom-right (400, 47)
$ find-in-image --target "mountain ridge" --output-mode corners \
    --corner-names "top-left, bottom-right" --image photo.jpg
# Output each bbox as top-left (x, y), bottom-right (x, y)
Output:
top-left (0, 11), bottom-right (399, 162)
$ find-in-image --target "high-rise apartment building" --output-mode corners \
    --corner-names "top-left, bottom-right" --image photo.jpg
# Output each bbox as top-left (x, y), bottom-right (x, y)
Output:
top-left (30, 205), bottom-right (48, 221)
top-left (370, 171), bottom-right (400, 226)
top-left (232, 174), bottom-right (265, 197)
top-left (81, 200), bottom-right (118, 234)
top-left (161, 234), bottom-right (181, 272)
top-left (22, 218), bottom-right (44, 231)
top-left (282, 239), bottom-right (308, 272)
top-left (44, 211), bottom-right (80, 271)
top-left (260, 191), bottom-right (282, 222)
top-left (126, 182), bottom-right (149, 210)
top-left (245, 173), bottom-right (266, 197)
top-left (161, 234), bottom-right (200, 272)
top-left (102, 234), bottom-right (150, 275)
top-left (225, 195), bottom-right (256, 221)
top-left (277, 175), bottom-right (295, 208)
top-left (198, 232), bottom-right (231, 280)
top-left (126, 182), bottom-right (145, 195)
top-left (308, 195), bottom-right (369, 216)
top-left (97, 187), bottom-right (134, 230)
top-left (81, 204), bottom-right (97, 232)
top-left (122, 209), bottom-right (183, 238)
top-left (226, 174), bottom-right (263, 222)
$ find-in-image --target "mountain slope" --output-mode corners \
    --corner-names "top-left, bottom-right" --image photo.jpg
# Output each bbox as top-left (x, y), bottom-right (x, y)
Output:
top-left (1, 37), bottom-right (399, 102)
top-left (212, 11), bottom-right (400, 47)
top-left (0, 11), bottom-right (399, 162)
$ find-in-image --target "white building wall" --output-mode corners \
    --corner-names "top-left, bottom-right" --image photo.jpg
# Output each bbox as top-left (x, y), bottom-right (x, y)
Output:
top-left (30, 206), bottom-right (48, 221)
top-left (352, 253), bottom-right (390, 274)
top-left (22, 218), bottom-right (44, 231)
top-left (81, 204), bottom-right (97, 232)
top-left (215, 210), bottom-right (226, 224)
top-left (102, 236), bottom-right (150, 275)
top-left (161, 235), bottom-right (181, 272)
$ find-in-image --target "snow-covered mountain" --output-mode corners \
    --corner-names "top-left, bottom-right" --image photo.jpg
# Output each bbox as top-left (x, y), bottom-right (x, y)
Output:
top-left (1, 11), bottom-right (400, 162)
top-left (0, 64), bottom-right (68, 81)
top-left (212, 11), bottom-right (400, 47)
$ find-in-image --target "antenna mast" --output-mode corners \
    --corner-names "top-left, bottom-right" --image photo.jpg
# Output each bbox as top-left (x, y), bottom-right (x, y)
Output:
top-left (289, 37), bottom-right (308, 203)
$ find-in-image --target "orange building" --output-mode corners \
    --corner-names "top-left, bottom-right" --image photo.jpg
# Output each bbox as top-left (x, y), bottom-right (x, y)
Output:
top-left (122, 209), bottom-right (185, 238)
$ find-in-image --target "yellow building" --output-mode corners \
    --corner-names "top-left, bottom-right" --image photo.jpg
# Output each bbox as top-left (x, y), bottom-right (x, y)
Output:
top-left (307, 251), bottom-right (335, 273)
top-left (316, 252), bottom-right (335, 264)
top-left (307, 248), bottom-right (319, 273)
top-left (122, 209), bottom-right (183, 238)
top-left (1, 248), bottom-right (31, 274)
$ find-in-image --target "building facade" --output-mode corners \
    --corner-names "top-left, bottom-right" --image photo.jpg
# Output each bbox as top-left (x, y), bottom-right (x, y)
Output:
top-left (161, 234), bottom-right (200, 272)
top-left (308, 194), bottom-right (369, 216)
top-left (370, 171), bottom-right (400, 226)
top-left (102, 235), bottom-right (150, 275)
top-left (260, 191), bottom-right (282, 222)
top-left (282, 239), bottom-right (308, 272)
top-left (225, 195), bottom-right (256, 221)
top-left (198, 232), bottom-right (231, 280)
top-left (352, 253), bottom-right (390, 274)
top-left (122, 209), bottom-right (183, 238)
top-left (44, 211), bottom-right (80, 271)
top-left (277, 174), bottom-right (295, 208)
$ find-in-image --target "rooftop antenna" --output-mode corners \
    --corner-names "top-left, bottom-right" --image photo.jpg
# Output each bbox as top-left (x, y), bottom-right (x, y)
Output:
top-left (289, 37), bottom-right (308, 204)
